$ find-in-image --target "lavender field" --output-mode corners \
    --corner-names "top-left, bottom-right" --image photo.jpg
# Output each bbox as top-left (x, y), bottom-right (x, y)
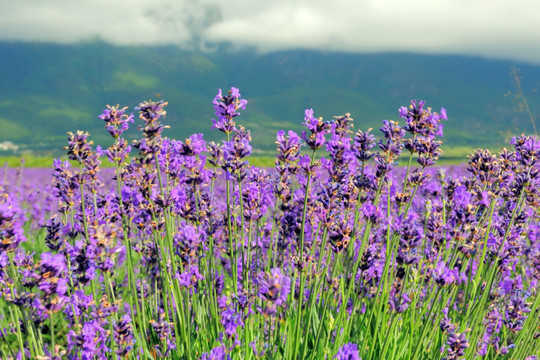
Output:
top-left (1, 88), bottom-right (539, 359)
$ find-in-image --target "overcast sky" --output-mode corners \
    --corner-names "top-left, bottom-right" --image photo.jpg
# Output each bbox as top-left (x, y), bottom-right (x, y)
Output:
top-left (1, 0), bottom-right (539, 64)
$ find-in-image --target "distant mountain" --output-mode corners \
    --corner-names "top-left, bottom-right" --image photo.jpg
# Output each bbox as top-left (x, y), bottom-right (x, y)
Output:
top-left (0, 42), bottom-right (539, 156)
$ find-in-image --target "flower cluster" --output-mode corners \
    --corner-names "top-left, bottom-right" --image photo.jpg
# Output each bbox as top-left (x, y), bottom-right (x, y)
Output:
top-left (0, 88), bottom-right (539, 360)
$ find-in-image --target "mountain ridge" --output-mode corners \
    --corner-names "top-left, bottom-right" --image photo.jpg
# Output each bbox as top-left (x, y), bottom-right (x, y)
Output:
top-left (0, 42), bottom-right (538, 156)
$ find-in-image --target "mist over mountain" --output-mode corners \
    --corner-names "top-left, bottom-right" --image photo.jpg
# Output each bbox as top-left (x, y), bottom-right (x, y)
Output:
top-left (1, 41), bottom-right (539, 156)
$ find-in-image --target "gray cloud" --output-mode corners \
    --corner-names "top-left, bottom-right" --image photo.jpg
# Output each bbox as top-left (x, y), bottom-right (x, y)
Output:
top-left (0, 0), bottom-right (539, 64)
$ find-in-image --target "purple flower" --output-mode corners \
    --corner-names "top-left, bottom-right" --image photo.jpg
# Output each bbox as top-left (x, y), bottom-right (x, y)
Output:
top-left (445, 331), bottom-right (469, 359)
top-left (477, 307), bottom-right (504, 355)
top-left (65, 130), bottom-right (93, 164)
top-left (43, 216), bottom-right (63, 251)
top-left (51, 159), bottom-right (78, 214)
top-left (38, 252), bottom-right (67, 291)
top-left (353, 128), bottom-right (376, 162)
top-left (404, 136), bottom-right (442, 167)
top-left (174, 224), bottom-right (204, 266)
top-left (212, 87), bottom-right (247, 134)
top-left (65, 290), bottom-right (94, 322)
top-left (220, 303), bottom-right (244, 337)
top-left (329, 218), bottom-right (352, 253)
top-left (361, 202), bottom-right (382, 224)
top-left (440, 308), bottom-right (457, 334)
top-left (114, 314), bottom-right (134, 357)
top-left (388, 290), bottom-right (411, 313)
top-left (467, 149), bottom-right (501, 184)
top-left (433, 261), bottom-right (457, 287)
top-left (208, 141), bottom-right (225, 168)
top-left (135, 99), bottom-right (167, 123)
top-left (399, 99), bottom-right (446, 138)
top-left (68, 240), bottom-right (97, 287)
top-left (511, 134), bottom-right (540, 167)
top-left (242, 168), bottom-right (273, 221)
top-left (395, 215), bottom-right (424, 266)
top-left (176, 265), bottom-right (204, 288)
top-left (199, 346), bottom-right (231, 360)
top-left (149, 312), bottom-right (176, 356)
top-left (379, 119), bottom-right (405, 144)
top-left (171, 184), bottom-right (197, 221)
top-left (133, 99), bottom-right (169, 159)
top-left (177, 133), bottom-right (206, 156)
top-left (100, 138), bottom-right (131, 165)
top-left (275, 130), bottom-right (302, 174)
top-left (257, 268), bottom-right (291, 315)
top-left (22, 252), bottom-right (69, 313)
top-left (297, 154), bottom-right (312, 174)
top-left (504, 295), bottom-right (530, 333)
top-left (222, 127), bottom-right (252, 180)
top-left (326, 128), bottom-right (355, 184)
top-left (86, 222), bottom-right (124, 274)
top-left (0, 252), bottom-right (8, 281)
top-left (334, 343), bottom-right (361, 360)
top-left (302, 108), bottom-right (330, 150)
top-left (98, 104), bottom-right (134, 139)
top-left (67, 320), bottom-right (109, 359)
top-left (0, 193), bottom-right (27, 254)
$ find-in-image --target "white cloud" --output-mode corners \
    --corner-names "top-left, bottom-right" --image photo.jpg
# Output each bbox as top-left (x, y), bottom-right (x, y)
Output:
top-left (0, 0), bottom-right (539, 64)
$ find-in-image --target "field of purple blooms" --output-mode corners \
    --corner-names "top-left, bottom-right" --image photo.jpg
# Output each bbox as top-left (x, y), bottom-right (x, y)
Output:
top-left (1, 88), bottom-right (539, 359)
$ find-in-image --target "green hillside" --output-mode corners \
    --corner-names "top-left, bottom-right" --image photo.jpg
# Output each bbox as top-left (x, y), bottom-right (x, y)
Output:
top-left (0, 42), bottom-right (538, 157)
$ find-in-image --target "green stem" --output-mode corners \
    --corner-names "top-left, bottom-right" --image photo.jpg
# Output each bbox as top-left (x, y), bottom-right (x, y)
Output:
top-left (291, 150), bottom-right (316, 359)
top-left (50, 312), bottom-right (55, 356)
top-left (410, 287), bottom-right (443, 360)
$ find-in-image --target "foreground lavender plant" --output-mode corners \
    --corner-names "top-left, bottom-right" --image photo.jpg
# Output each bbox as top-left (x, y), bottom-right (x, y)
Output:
top-left (0, 89), bottom-right (539, 360)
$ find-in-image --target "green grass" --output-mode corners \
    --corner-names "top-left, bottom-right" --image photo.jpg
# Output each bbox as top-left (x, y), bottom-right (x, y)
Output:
top-left (0, 155), bottom-right (56, 168)
top-left (0, 155), bottom-right (116, 168)
top-left (0, 141), bottom-right (491, 169)
top-left (0, 149), bottom-right (474, 170)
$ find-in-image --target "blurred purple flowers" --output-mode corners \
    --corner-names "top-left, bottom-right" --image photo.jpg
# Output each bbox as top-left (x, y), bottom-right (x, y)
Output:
top-left (0, 190), bottom-right (27, 253)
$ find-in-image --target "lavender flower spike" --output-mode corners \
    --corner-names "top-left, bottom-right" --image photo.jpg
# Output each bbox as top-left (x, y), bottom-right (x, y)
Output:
top-left (212, 87), bottom-right (248, 134)
top-left (98, 104), bottom-right (134, 139)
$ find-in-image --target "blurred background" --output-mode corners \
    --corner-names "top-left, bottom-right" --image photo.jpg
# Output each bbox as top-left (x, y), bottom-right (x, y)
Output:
top-left (0, 0), bottom-right (539, 162)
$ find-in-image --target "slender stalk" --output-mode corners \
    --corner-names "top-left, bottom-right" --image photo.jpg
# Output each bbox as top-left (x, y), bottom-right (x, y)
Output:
top-left (511, 67), bottom-right (538, 137)
top-left (49, 312), bottom-right (55, 356)
top-left (291, 150), bottom-right (316, 359)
